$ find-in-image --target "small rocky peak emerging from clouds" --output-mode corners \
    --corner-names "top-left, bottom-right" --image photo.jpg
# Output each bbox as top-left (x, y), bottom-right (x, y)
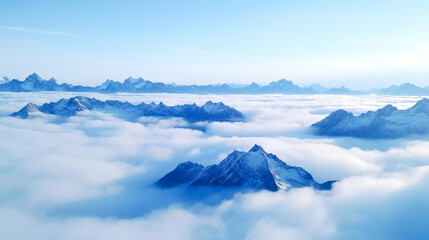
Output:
top-left (10, 103), bottom-right (41, 118)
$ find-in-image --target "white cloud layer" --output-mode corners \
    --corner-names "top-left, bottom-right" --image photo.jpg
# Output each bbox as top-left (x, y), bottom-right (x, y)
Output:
top-left (1, 92), bottom-right (429, 239)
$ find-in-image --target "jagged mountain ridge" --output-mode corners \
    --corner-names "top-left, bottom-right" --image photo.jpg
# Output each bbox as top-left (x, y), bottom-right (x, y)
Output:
top-left (156, 145), bottom-right (335, 191)
top-left (11, 96), bottom-right (245, 123)
top-left (0, 73), bottom-right (358, 94)
top-left (312, 98), bottom-right (429, 138)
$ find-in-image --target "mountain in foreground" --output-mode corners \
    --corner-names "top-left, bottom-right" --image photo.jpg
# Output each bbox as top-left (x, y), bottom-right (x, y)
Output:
top-left (11, 96), bottom-right (244, 123)
top-left (312, 98), bottom-right (429, 138)
top-left (156, 145), bottom-right (335, 191)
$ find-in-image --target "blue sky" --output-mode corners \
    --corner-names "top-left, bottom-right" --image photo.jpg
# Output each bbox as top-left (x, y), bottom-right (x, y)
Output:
top-left (0, 0), bottom-right (428, 88)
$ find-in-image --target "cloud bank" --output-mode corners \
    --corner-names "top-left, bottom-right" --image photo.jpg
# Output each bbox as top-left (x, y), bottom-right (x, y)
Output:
top-left (1, 92), bottom-right (429, 239)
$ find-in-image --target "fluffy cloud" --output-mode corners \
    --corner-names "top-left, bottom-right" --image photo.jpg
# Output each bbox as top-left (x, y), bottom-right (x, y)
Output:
top-left (0, 207), bottom-right (222, 240)
top-left (3, 167), bottom-right (427, 240)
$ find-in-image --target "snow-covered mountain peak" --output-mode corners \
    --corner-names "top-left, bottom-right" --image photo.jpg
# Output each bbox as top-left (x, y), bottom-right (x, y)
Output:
top-left (98, 79), bottom-right (117, 90)
top-left (202, 101), bottom-right (227, 112)
top-left (23, 102), bottom-right (39, 111)
top-left (203, 100), bottom-right (225, 106)
top-left (25, 73), bottom-right (44, 83)
top-left (219, 147), bottom-right (268, 171)
top-left (408, 98), bottom-right (429, 114)
top-left (240, 150), bottom-right (268, 170)
top-left (48, 78), bottom-right (59, 84)
top-left (124, 77), bottom-right (144, 84)
top-left (375, 104), bottom-right (398, 116)
top-left (156, 145), bottom-right (335, 191)
top-left (68, 96), bottom-right (85, 106)
top-left (10, 103), bottom-right (42, 118)
top-left (313, 109), bottom-right (353, 129)
top-left (331, 109), bottom-right (351, 117)
top-left (0, 77), bottom-right (9, 84)
top-left (249, 144), bottom-right (265, 153)
top-left (268, 79), bottom-right (294, 88)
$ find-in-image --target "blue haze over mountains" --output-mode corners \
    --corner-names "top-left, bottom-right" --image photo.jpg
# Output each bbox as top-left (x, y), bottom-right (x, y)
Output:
top-left (2, 73), bottom-right (429, 95)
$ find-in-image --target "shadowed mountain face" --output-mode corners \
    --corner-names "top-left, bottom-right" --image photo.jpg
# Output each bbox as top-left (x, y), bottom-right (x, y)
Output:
top-left (156, 145), bottom-right (335, 191)
top-left (10, 96), bottom-right (245, 123)
top-left (312, 98), bottom-right (429, 139)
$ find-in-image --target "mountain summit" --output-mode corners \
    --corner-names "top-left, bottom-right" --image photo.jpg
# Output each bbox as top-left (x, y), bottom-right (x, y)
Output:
top-left (156, 145), bottom-right (335, 191)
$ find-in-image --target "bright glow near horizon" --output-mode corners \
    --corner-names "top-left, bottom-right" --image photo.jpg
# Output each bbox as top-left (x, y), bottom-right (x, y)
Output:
top-left (0, 0), bottom-right (428, 88)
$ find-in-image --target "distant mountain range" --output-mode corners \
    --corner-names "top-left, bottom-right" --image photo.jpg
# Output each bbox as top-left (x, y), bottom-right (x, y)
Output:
top-left (2, 73), bottom-right (429, 95)
top-left (312, 98), bottom-right (429, 138)
top-left (156, 144), bottom-right (335, 191)
top-left (11, 96), bottom-right (244, 123)
top-left (0, 73), bottom-right (95, 92)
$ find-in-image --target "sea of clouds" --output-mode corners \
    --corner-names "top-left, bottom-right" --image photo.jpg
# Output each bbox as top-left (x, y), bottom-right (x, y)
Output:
top-left (1, 92), bottom-right (429, 239)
